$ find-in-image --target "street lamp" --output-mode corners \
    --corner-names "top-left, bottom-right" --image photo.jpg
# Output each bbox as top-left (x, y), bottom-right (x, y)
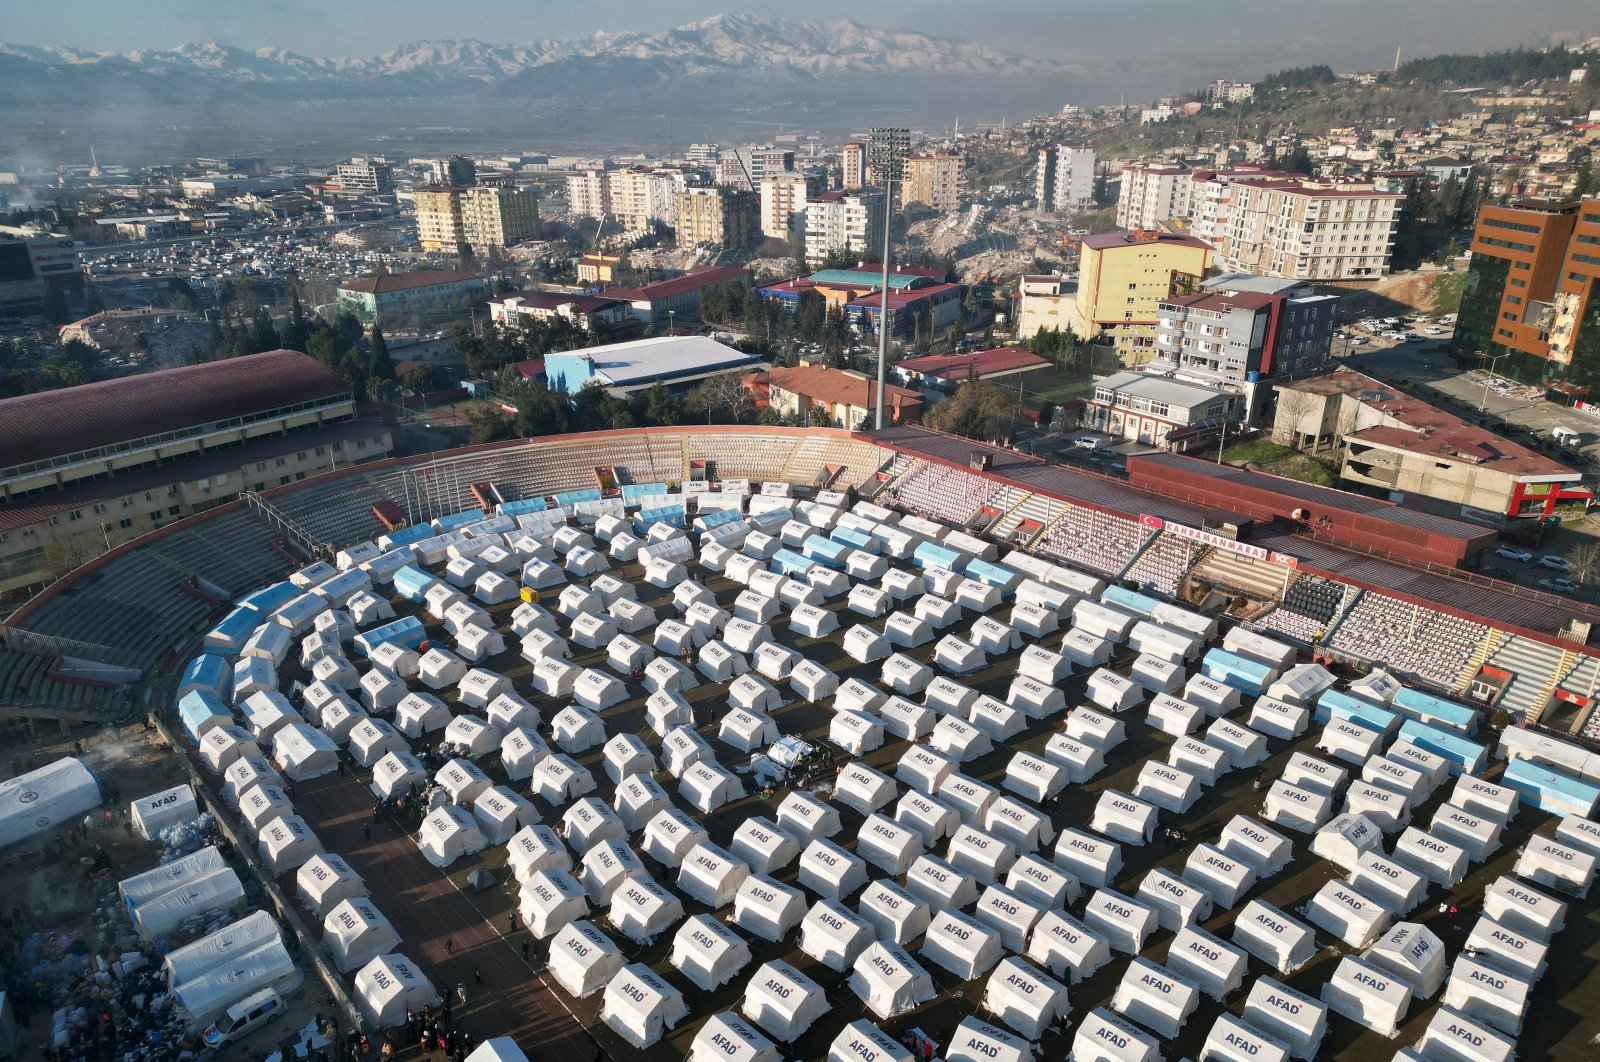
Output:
top-left (1478, 351), bottom-right (1510, 412)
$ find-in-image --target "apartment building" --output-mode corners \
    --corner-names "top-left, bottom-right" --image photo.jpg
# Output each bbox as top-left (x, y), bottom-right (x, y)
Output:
top-left (1036, 145), bottom-right (1096, 212)
top-left (333, 157), bottom-right (393, 195)
top-left (803, 191), bottom-right (886, 265)
top-left (1189, 170), bottom-right (1401, 280)
top-left (902, 151), bottom-right (962, 213)
top-left (414, 183), bottom-right (540, 253)
top-left (1116, 161), bottom-right (1193, 230)
top-left (672, 187), bottom-right (758, 250)
top-left (1451, 197), bottom-right (1600, 388)
top-left (841, 143), bottom-right (865, 190)
top-left (1207, 80), bottom-right (1256, 104)
top-left (608, 168), bottom-right (683, 233)
top-left (1149, 273), bottom-right (1340, 422)
top-left (717, 147), bottom-right (794, 191)
top-left (565, 170), bottom-right (610, 220)
top-left (432, 156), bottom-right (475, 187)
top-left (1072, 229), bottom-right (1214, 363)
top-left (759, 170), bottom-right (824, 242)
top-left (1084, 372), bottom-right (1242, 447)
top-left (336, 269), bottom-right (486, 326)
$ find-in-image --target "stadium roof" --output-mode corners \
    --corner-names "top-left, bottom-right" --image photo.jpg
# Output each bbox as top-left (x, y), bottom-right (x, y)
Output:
top-left (895, 347), bottom-right (1051, 382)
top-left (339, 269), bottom-right (483, 295)
top-left (548, 335), bottom-right (762, 391)
top-left (0, 350), bottom-right (349, 470)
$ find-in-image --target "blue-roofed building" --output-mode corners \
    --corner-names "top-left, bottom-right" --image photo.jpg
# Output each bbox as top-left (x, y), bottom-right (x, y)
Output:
top-left (543, 336), bottom-right (767, 396)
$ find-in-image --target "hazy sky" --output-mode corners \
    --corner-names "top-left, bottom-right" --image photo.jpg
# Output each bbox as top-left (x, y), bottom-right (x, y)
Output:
top-left (9, 0), bottom-right (1598, 76)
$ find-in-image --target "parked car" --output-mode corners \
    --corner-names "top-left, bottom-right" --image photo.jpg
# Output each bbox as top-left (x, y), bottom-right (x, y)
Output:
top-left (1071, 437), bottom-right (1100, 451)
top-left (202, 989), bottom-right (283, 1049)
top-left (1493, 546), bottom-right (1533, 562)
top-left (1539, 578), bottom-right (1582, 594)
top-left (1538, 555), bottom-right (1574, 571)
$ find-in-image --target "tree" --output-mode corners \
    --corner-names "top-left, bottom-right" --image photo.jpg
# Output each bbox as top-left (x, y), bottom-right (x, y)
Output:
top-left (465, 403), bottom-right (515, 444)
top-left (1566, 541), bottom-right (1600, 602)
top-left (1273, 387), bottom-right (1323, 448)
top-left (689, 371), bottom-right (756, 424)
top-left (640, 381), bottom-right (684, 427)
top-left (514, 379), bottom-right (573, 438)
top-left (922, 380), bottom-right (1026, 444)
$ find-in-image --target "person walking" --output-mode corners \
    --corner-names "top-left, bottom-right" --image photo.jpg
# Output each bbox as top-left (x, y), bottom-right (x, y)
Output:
top-left (456, 981), bottom-right (467, 1005)
top-left (362, 822), bottom-right (372, 843)
top-left (443, 938), bottom-right (453, 956)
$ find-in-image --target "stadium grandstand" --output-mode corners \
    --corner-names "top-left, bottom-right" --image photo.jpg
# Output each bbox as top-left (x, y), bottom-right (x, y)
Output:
top-left (11, 421), bottom-right (1600, 1058)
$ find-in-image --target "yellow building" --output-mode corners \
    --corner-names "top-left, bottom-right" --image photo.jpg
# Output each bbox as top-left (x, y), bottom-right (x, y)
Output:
top-left (673, 186), bottom-right (758, 250)
top-left (414, 183), bottom-right (540, 253)
top-left (1073, 229), bottom-right (1213, 363)
top-left (902, 151), bottom-right (962, 213)
top-left (577, 253), bottom-right (624, 285)
top-left (841, 143), bottom-right (865, 190)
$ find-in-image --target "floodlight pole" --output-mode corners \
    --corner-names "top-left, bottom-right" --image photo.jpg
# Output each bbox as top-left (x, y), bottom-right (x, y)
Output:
top-left (875, 177), bottom-right (894, 430)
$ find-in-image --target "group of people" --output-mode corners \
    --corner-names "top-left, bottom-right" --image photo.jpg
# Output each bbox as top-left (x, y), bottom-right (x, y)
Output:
top-left (22, 941), bottom-right (200, 1062)
top-left (400, 1003), bottom-right (478, 1061)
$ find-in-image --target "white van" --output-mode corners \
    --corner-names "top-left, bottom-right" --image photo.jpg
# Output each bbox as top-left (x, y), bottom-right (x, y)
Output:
top-left (202, 988), bottom-right (285, 1049)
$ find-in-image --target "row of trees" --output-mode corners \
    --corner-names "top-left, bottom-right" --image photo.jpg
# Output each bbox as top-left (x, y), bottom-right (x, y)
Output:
top-left (1396, 46), bottom-right (1589, 87)
top-left (468, 372), bottom-right (759, 445)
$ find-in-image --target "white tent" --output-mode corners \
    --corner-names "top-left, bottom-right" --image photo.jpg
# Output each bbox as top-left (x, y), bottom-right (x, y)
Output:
top-left (240, 691), bottom-right (301, 744)
top-left (433, 757), bottom-right (490, 806)
top-left (1233, 900), bottom-right (1317, 974)
top-left (521, 627), bottom-right (571, 665)
top-left (1044, 734), bottom-right (1107, 786)
top-left (928, 635), bottom-right (982, 676)
top-left (417, 646), bottom-right (468, 690)
top-left (896, 745), bottom-right (955, 796)
top-left (296, 854), bottom-right (364, 917)
top-left (684, 601), bottom-right (732, 640)
top-left (1312, 813), bottom-right (1383, 871)
top-left (753, 642), bottom-right (799, 684)
top-left (668, 913), bottom-right (752, 992)
top-left (601, 964), bottom-right (688, 1049)
top-left (1128, 620), bottom-right (1201, 664)
top-left (1200, 1015), bottom-right (1292, 1062)
top-left (1415, 1007), bottom-right (1517, 1062)
top-left (660, 723), bottom-right (711, 778)
top-left (1006, 854), bottom-right (1079, 909)
top-left (1248, 696), bottom-right (1311, 741)
top-left (1364, 757), bottom-right (1429, 806)
top-left (946, 824), bottom-right (1017, 885)
top-left (896, 791), bottom-right (961, 848)
top-left (1070, 1009), bottom-right (1158, 1062)
top-left (609, 597), bottom-right (656, 634)
top-left (841, 624), bottom-right (892, 664)
top-left (560, 796), bottom-right (625, 854)
top-left (1017, 645), bottom-right (1072, 687)
top-left (742, 960), bottom-right (830, 1043)
top-left (1134, 762), bottom-right (1202, 815)
top-left (595, 734), bottom-right (651, 786)
top-left (551, 705), bottom-right (607, 755)
top-left (348, 719), bottom-right (407, 770)
top-left (788, 660), bottom-right (838, 703)
top-left (1515, 835), bottom-right (1597, 896)
top-left (132, 783), bottom-right (199, 840)
top-left (417, 806), bottom-right (487, 868)
top-left (323, 897), bottom-right (401, 973)
top-left (848, 584), bottom-right (891, 619)
top-left (677, 842), bottom-right (750, 910)
top-left (878, 653), bottom-right (932, 697)
top-left (1090, 790), bottom-right (1158, 846)
top-left (906, 854), bottom-right (978, 911)
top-left (1264, 781), bottom-right (1336, 834)
top-left (1135, 867), bottom-right (1213, 932)
top-left (1282, 752), bottom-right (1347, 796)
top-left (1165, 924), bottom-right (1248, 1001)
top-left (455, 668), bottom-right (511, 712)
top-left (877, 696), bottom-right (935, 742)
top-left (1051, 828), bottom-right (1123, 891)
top-left (1064, 706), bottom-right (1126, 751)
top-left (973, 884), bottom-right (1045, 954)
top-left (1321, 955), bottom-right (1412, 1038)
top-left (199, 726), bottom-right (261, 775)
top-left (1391, 827), bottom-right (1469, 888)
top-left (500, 728), bottom-right (551, 783)
top-left (1183, 844), bottom-right (1255, 910)
top-left (441, 600), bottom-right (491, 639)
top-left (1463, 917), bottom-right (1548, 983)
top-left (352, 954), bottom-right (439, 1030)
top-left (1366, 921), bottom-right (1447, 999)
top-left (1130, 654), bottom-right (1184, 695)
top-left (856, 880), bottom-right (929, 945)
top-left (1267, 663), bottom-right (1336, 707)
top-left (985, 797), bottom-right (1054, 856)
top-left (546, 919), bottom-right (623, 999)
top-left (832, 763), bottom-right (898, 818)
top-left (731, 817), bottom-right (802, 878)
top-left (680, 760), bottom-right (744, 814)
top-left (732, 874), bottom-right (807, 943)
top-left (222, 756), bottom-right (279, 810)
top-left (258, 814), bottom-right (324, 875)
top-left (972, 696), bottom-right (1028, 742)
top-left (1349, 852), bottom-right (1427, 914)
top-left (612, 772), bottom-right (671, 834)
top-left (171, 940), bottom-right (297, 1027)
top-left (922, 676), bottom-right (977, 717)
top-left (518, 869), bottom-right (589, 939)
top-left (1111, 957), bottom-right (1200, 1039)
top-left (978, 959), bottom-right (1066, 1043)
top-left (572, 668), bottom-right (628, 713)
top-left (728, 672), bottom-right (783, 715)
top-left (473, 785), bottom-right (536, 846)
top-left (1146, 694), bottom-right (1203, 738)
top-left (529, 657), bottom-right (580, 699)
top-left (1220, 815), bottom-right (1294, 877)
top-left (776, 791), bottom-right (842, 844)
top-left (1344, 780), bottom-right (1412, 833)
top-left (359, 669), bottom-right (408, 715)
top-left (1207, 718), bottom-right (1271, 769)
top-left (848, 941), bottom-right (936, 1020)
top-left (723, 618), bottom-right (772, 655)
top-left (1431, 804), bottom-right (1503, 863)
top-left (507, 824), bottom-right (571, 881)
top-left (1244, 977), bottom-right (1328, 1061)
top-left (1484, 873), bottom-right (1566, 940)
top-left (162, 910), bottom-right (283, 990)
top-left (644, 691), bottom-right (693, 738)
top-left (272, 723), bottom-right (340, 782)
top-left (688, 1014), bottom-right (781, 1062)
top-left (391, 693), bottom-right (448, 740)
top-left (348, 591), bottom-right (395, 628)
top-left (789, 602), bottom-right (838, 638)
top-left (799, 900), bottom-right (875, 974)
top-left (639, 807), bottom-right (710, 870)
top-left (1388, 741), bottom-right (1452, 796)
top-left (798, 838), bottom-right (868, 900)
top-left (317, 698), bottom-right (367, 745)
top-left (1003, 753), bottom-right (1066, 806)
top-left (931, 716), bottom-right (993, 763)
top-left (914, 594), bottom-right (961, 630)
top-left (832, 711), bottom-right (885, 754)
top-left (131, 865), bottom-right (245, 937)
top-left (608, 877), bottom-right (687, 945)
top-left (1318, 719), bottom-right (1385, 766)
top-left (237, 785), bottom-right (293, 835)
top-left (119, 845), bottom-right (225, 912)
top-left (1083, 888), bottom-right (1158, 955)
top-left (1305, 881), bottom-right (1391, 948)
top-left (444, 715), bottom-right (500, 759)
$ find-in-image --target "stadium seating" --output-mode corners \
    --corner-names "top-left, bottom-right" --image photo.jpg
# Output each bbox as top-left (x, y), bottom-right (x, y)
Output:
top-left (1124, 534), bottom-right (1204, 597)
top-left (1325, 591), bottom-right (1489, 689)
top-left (1254, 574), bottom-right (1355, 644)
top-left (1188, 548), bottom-right (1289, 604)
top-left (1035, 505), bottom-right (1150, 577)
top-left (881, 461), bottom-right (999, 526)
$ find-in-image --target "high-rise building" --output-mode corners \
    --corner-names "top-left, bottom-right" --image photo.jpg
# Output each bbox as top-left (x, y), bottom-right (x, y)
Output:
top-left (841, 143), bottom-right (865, 191)
top-left (902, 150), bottom-right (962, 213)
top-left (674, 186), bottom-right (758, 250)
top-left (1117, 161), bottom-right (1194, 230)
top-left (433, 156), bottom-right (476, 187)
top-left (1452, 197), bottom-right (1600, 385)
top-left (686, 143), bottom-right (720, 166)
top-left (1207, 79), bottom-right (1256, 105)
top-left (1148, 273), bottom-right (1340, 421)
top-left (565, 170), bottom-right (610, 221)
top-left (804, 191), bottom-right (886, 266)
top-left (759, 170), bottom-right (823, 242)
top-left (1188, 169), bottom-right (1401, 280)
top-left (1071, 229), bottom-right (1214, 362)
top-left (1036, 145), bottom-right (1096, 212)
top-left (608, 169), bottom-right (684, 233)
top-left (334, 157), bottom-right (393, 195)
top-left (414, 183), bottom-right (540, 253)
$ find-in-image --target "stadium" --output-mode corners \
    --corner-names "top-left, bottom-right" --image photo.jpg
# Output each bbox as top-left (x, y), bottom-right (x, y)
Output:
top-left (4, 349), bottom-right (1600, 1061)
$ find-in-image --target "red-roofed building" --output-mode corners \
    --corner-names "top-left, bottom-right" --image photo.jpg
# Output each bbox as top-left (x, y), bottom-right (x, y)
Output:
top-left (1274, 369), bottom-right (1587, 526)
top-left (336, 269), bottom-right (486, 326)
top-left (746, 366), bottom-right (923, 429)
top-left (894, 346), bottom-right (1051, 390)
top-left (487, 290), bottom-right (634, 334)
top-left (600, 265), bottom-right (750, 331)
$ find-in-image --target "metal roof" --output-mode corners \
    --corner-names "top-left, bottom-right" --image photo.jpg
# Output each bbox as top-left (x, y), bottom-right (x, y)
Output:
top-left (0, 350), bottom-right (349, 470)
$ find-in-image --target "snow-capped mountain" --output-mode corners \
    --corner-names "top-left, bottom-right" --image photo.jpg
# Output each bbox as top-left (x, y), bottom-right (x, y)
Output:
top-left (0, 14), bottom-right (1076, 99)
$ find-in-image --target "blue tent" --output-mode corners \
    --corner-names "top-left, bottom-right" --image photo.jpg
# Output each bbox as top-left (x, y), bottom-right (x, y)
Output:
top-left (1101, 585), bottom-right (1161, 617)
top-left (499, 497), bottom-right (548, 517)
top-left (1396, 719), bottom-right (1487, 776)
top-left (1390, 687), bottom-right (1477, 736)
top-left (802, 535), bottom-right (852, 569)
top-left (1202, 648), bottom-right (1273, 696)
top-left (1502, 758), bottom-right (1600, 818)
top-left (1315, 689), bottom-right (1400, 736)
top-left (354, 616), bottom-right (427, 658)
top-left (177, 691), bottom-right (231, 742)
